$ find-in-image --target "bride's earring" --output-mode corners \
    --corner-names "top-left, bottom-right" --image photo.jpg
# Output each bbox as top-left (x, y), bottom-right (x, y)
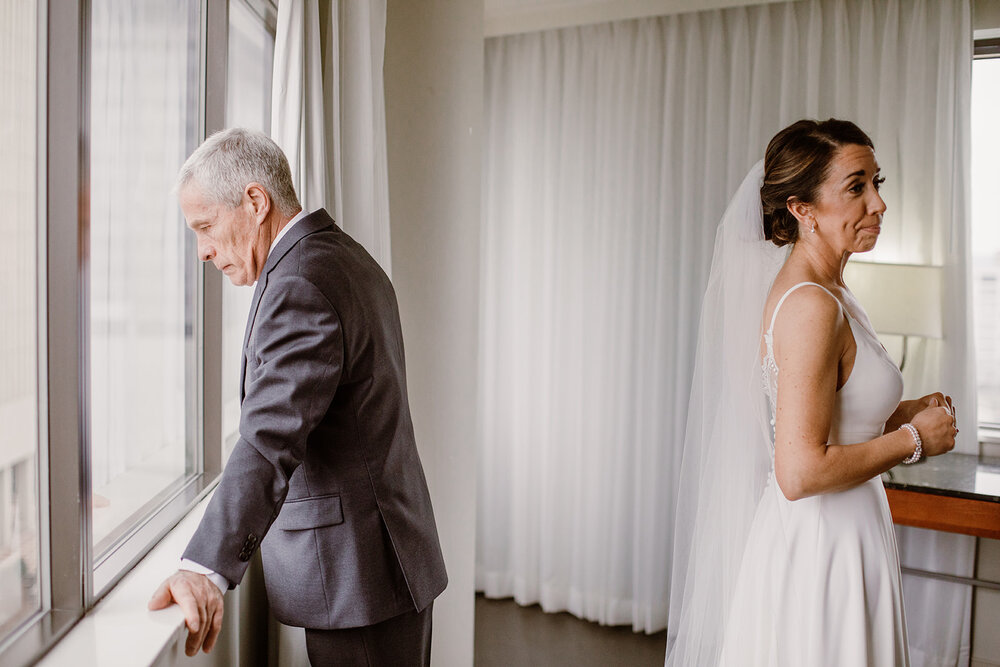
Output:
top-left (810, 218), bottom-right (816, 233)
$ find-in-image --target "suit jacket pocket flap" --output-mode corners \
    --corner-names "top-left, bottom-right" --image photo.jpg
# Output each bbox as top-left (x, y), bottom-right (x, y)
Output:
top-left (274, 494), bottom-right (344, 531)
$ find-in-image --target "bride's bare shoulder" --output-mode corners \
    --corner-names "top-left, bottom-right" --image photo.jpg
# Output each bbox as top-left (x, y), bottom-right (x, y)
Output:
top-left (764, 279), bottom-right (844, 338)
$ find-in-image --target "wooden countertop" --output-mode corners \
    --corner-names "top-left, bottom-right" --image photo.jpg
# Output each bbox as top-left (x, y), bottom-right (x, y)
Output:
top-left (882, 453), bottom-right (1000, 539)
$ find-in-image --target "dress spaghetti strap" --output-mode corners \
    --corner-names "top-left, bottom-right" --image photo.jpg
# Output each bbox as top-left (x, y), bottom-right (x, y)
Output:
top-left (762, 282), bottom-right (842, 402)
top-left (766, 281), bottom-right (840, 338)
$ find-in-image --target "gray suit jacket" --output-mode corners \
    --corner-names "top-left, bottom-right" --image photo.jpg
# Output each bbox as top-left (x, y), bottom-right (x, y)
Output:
top-left (183, 209), bottom-right (447, 630)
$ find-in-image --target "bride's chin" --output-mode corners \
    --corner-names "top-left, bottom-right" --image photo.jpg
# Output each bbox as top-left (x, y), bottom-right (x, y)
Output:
top-left (854, 238), bottom-right (878, 253)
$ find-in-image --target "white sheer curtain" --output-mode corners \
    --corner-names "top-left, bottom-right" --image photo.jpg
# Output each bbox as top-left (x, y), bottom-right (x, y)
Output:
top-left (478, 0), bottom-right (975, 657)
top-left (267, 3), bottom-right (391, 663)
top-left (271, 0), bottom-right (391, 272)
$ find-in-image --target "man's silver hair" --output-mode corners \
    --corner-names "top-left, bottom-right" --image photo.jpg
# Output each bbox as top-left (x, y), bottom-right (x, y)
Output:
top-left (176, 128), bottom-right (301, 217)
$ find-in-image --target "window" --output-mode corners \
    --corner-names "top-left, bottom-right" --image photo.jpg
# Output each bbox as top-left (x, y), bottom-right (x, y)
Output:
top-left (227, 0), bottom-right (275, 133)
top-left (0, 0), bottom-right (41, 641)
top-left (88, 0), bottom-right (202, 590)
top-left (0, 0), bottom-right (236, 661)
top-left (972, 47), bottom-right (1000, 430)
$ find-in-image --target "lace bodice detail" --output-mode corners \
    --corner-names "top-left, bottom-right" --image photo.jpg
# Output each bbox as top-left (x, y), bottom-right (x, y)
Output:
top-left (762, 328), bottom-right (779, 413)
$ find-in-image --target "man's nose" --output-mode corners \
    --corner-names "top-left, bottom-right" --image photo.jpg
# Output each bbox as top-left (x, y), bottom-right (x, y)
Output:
top-left (198, 243), bottom-right (215, 262)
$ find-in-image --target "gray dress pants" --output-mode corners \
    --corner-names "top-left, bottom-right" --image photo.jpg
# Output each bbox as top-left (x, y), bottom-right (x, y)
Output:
top-left (304, 602), bottom-right (432, 666)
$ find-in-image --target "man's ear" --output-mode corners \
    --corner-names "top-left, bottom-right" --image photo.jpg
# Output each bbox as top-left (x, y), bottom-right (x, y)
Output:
top-left (245, 183), bottom-right (271, 224)
top-left (785, 196), bottom-right (812, 226)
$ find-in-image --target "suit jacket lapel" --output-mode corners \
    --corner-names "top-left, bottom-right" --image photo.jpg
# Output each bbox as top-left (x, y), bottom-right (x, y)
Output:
top-left (240, 274), bottom-right (266, 403)
top-left (238, 209), bottom-right (336, 404)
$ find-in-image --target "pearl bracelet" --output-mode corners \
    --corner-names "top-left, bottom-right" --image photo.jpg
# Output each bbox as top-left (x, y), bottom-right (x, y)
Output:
top-left (900, 423), bottom-right (922, 464)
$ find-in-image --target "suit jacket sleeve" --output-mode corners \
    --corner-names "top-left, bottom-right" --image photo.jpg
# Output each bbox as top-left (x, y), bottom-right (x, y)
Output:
top-left (183, 274), bottom-right (343, 587)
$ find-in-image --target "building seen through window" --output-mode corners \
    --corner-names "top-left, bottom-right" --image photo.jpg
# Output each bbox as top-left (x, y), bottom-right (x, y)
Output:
top-left (0, 0), bottom-right (41, 640)
top-left (88, 0), bottom-right (200, 565)
top-left (972, 55), bottom-right (1000, 428)
top-left (222, 0), bottom-right (276, 457)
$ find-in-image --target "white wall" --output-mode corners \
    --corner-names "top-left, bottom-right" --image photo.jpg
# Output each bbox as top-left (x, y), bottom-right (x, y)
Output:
top-left (384, 1), bottom-right (484, 665)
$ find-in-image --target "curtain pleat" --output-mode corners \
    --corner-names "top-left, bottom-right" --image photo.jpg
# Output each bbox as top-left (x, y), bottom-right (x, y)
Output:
top-left (478, 2), bottom-right (975, 657)
top-left (271, 0), bottom-right (391, 273)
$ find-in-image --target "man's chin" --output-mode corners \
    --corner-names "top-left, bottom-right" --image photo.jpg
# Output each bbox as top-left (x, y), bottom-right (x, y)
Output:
top-left (220, 265), bottom-right (246, 286)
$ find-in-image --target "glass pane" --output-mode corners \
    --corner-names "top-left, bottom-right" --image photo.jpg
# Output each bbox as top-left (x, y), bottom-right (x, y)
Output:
top-left (0, 0), bottom-right (41, 637)
top-left (227, 0), bottom-right (274, 133)
top-left (89, 0), bottom-right (200, 555)
top-left (222, 0), bottom-right (275, 457)
top-left (972, 57), bottom-right (1000, 426)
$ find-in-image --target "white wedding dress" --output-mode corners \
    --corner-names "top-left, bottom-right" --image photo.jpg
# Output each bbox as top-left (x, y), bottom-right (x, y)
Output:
top-left (717, 281), bottom-right (910, 667)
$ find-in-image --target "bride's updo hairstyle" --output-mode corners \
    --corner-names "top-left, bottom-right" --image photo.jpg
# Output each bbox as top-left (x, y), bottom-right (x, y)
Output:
top-left (761, 119), bottom-right (874, 247)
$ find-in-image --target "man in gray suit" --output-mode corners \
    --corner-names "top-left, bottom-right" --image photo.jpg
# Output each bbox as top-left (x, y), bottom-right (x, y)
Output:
top-left (149, 128), bottom-right (447, 665)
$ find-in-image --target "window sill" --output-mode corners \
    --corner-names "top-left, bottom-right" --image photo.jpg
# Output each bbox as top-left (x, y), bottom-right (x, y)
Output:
top-left (37, 490), bottom-right (216, 667)
top-left (980, 426), bottom-right (1000, 458)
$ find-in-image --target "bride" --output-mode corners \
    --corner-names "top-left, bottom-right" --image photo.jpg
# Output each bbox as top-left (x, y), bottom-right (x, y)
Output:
top-left (665, 119), bottom-right (957, 666)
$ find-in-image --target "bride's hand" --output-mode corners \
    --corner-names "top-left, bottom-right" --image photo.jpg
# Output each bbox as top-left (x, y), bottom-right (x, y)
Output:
top-left (901, 392), bottom-right (952, 422)
top-left (916, 392), bottom-right (953, 416)
top-left (887, 392), bottom-right (951, 432)
top-left (910, 398), bottom-right (957, 458)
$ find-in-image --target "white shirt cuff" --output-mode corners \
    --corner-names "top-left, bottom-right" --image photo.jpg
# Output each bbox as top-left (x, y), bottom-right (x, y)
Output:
top-left (178, 558), bottom-right (229, 595)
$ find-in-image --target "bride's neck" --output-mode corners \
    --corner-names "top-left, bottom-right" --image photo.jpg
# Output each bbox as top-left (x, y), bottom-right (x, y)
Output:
top-left (788, 240), bottom-right (849, 286)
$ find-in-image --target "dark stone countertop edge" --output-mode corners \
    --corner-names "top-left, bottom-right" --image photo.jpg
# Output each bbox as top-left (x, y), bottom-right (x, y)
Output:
top-left (880, 453), bottom-right (1000, 504)
top-left (881, 480), bottom-right (1000, 504)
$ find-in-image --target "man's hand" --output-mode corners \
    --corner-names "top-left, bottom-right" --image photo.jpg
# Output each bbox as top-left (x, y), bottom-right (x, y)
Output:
top-left (149, 570), bottom-right (225, 656)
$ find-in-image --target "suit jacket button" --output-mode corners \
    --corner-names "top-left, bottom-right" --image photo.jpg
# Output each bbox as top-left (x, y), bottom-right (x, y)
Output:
top-left (238, 550), bottom-right (251, 562)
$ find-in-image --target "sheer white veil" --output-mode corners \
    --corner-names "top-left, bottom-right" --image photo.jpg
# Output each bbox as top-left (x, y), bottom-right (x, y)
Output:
top-left (665, 160), bottom-right (788, 665)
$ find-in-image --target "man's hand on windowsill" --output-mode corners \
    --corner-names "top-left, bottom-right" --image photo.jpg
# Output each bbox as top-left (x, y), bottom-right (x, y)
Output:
top-left (148, 570), bottom-right (224, 656)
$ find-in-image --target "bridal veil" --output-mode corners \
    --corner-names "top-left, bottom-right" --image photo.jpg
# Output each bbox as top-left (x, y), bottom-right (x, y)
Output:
top-left (665, 160), bottom-right (787, 665)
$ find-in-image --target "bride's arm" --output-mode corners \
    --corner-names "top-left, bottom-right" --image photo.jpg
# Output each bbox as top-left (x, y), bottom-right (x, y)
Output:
top-left (771, 291), bottom-right (955, 501)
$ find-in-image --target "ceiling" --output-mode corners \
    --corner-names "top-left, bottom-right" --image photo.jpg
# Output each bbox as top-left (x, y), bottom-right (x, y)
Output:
top-left (484, 0), bottom-right (791, 36)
